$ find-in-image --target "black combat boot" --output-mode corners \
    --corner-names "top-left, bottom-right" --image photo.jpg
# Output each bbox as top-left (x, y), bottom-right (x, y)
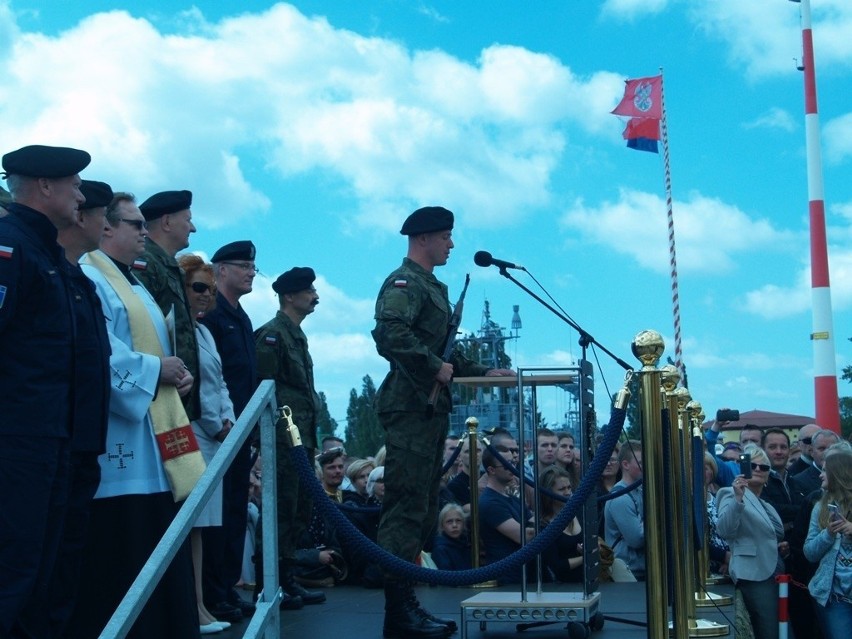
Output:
top-left (280, 561), bottom-right (326, 605)
top-left (383, 581), bottom-right (451, 639)
top-left (406, 587), bottom-right (458, 633)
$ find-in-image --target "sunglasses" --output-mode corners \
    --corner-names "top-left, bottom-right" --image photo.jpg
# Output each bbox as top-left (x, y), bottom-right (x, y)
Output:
top-left (119, 218), bottom-right (147, 231)
top-left (495, 445), bottom-right (520, 455)
top-left (800, 437), bottom-right (813, 445)
top-left (189, 282), bottom-right (213, 294)
top-left (751, 463), bottom-right (771, 472)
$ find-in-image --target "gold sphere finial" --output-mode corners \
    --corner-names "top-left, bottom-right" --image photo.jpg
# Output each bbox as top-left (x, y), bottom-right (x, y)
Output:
top-left (660, 364), bottom-right (680, 391)
top-left (632, 330), bottom-right (665, 369)
top-left (673, 386), bottom-right (692, 411)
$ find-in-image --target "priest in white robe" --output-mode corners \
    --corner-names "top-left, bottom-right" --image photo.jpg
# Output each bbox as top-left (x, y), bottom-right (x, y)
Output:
top-left (69, 193), bottom-right (203, 639)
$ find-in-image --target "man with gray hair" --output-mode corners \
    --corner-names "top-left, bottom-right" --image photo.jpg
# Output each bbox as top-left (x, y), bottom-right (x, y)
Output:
top-left (0, 144), bottom-right (89, 636)
top-left (792, 428), bottom-right (840, 496)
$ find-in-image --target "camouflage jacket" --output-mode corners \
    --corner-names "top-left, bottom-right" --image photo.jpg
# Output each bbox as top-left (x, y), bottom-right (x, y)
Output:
top-left (255, 311), bottom-right (320, 448)
top-left (372, 258), bottom-right (488, 414)
top-left (133, 238), bottom-right (200, 420)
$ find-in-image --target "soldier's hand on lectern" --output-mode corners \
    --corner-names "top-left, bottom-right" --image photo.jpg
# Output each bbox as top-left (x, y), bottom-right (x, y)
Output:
top-left (485, 368), bottom-right (515, 377)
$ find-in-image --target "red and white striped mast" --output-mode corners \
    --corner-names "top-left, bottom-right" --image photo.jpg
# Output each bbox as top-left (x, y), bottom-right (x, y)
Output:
top-left (793, 0), bottom-right (840, 432)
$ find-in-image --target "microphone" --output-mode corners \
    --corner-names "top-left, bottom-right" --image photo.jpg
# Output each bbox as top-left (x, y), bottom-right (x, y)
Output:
top-left (473, 251), bottom-right (523, 270)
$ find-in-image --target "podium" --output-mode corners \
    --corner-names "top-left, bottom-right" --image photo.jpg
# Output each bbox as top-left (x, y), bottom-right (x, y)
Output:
top-left (453, 367), bottom-right (602, 638)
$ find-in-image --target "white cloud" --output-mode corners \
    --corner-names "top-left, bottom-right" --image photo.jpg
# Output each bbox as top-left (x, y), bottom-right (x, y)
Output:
top-left (825, 112), bottom-right (852, 163)
top-left (743, 107), bottom-right (797, 132)
top-left (560, 188), bottom-right (797, 275)
top-left (0, 4), bottom-right (632, 233)
top-left (601, 0), bottom-right (670, 21)
top-left (744, 246), bottom-right (852, 318)
top-left (690, 0), bottom-right (852, 78)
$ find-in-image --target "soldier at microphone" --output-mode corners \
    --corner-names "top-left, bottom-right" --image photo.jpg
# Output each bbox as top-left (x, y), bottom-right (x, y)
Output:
top-left (372, 206), bottom-right (514, 638)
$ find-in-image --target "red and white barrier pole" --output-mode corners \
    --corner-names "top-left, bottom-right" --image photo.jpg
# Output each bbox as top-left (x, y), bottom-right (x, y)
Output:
top-left (777, 574), bottom-right (790, 639)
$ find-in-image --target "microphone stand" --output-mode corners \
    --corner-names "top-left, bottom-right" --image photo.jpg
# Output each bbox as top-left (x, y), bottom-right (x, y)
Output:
top-left (493, 265), bottom-right (638, 632)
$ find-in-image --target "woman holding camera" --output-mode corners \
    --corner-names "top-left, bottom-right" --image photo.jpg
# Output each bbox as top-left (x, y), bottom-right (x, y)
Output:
top-left (715, 444), bottom-right (784, 639)
top-left (804, 449), bottom-right (852, 636)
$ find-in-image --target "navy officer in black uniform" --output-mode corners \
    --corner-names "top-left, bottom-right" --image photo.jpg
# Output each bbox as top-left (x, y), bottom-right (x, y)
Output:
top-left (199, 241), bottom-right (262, 619)
top-left (41, 180), bottom-right (113, 636)
top-left (0, 144), bottom-right (90, 637)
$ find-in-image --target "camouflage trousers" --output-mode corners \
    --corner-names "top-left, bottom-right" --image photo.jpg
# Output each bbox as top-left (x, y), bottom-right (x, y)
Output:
top-left (268, 444), bottom-right (315, 561)
top-left (376, 411), bottom-right (449, 564)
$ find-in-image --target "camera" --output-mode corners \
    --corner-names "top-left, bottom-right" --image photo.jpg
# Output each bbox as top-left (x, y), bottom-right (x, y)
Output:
top-left (716, 409), bottom-right (740, 422)
top-left (738, 453), bottom-right (752, 479)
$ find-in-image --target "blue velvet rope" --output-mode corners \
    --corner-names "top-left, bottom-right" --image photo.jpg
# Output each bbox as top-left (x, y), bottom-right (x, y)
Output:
top-left (292, 405), bottom-right (627, 585)
top-left (691, 432), bottom-right (706, 548)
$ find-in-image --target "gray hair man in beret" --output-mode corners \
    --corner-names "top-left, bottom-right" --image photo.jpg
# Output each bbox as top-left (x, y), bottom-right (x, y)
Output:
top-left (0, 144), bottom-right (90, 635)
top-left (372, 206), bottom-right (514, 638)
top-left (199, 240), bottom-right (263, 620)
top-left (134, 190), bottom-right (200, 421)
top-left (254, 266), bottom-right (327, 607)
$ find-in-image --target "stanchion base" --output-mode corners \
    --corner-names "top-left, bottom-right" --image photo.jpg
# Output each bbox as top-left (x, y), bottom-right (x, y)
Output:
top-left (472, 580), bottom-right (499, 589)
top-left (459, 591), bottom-right (601, 639)
top-left (669, 618), bottom-right (730, 637)
top-left (704, 574), bottom-right (731, 585)
top-left (695, 590), bottom-right (733, 607)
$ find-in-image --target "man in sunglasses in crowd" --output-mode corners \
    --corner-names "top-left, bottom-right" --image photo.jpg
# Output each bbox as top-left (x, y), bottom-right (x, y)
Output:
top-left (254, 266), bottom-right (327, 607)
top-left (787, 422), bottom-right (821, 476)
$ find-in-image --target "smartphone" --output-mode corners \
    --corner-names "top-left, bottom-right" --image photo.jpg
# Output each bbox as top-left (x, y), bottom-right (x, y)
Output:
top-left (738, 453), bottom-right (752, 479)
top-left (828, 503), bottom-right (841, 522)
top-left (716, 409), bottom-right (740, 422)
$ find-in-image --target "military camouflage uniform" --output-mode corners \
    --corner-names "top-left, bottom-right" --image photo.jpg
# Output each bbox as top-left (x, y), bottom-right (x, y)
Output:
top-left (255, 310), bottom-right (321, 561)
top-left (133, 237), bottom-right (200, 420)
top-left (372, 258), bottom-right (488, 563)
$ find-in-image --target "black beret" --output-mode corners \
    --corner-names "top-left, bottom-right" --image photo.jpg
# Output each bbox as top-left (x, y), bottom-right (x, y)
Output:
top-left (211, 240), bottom-right (256, 263)
top-left (79, 180), bottom-right (114, 210)
top-left (139, 190), bottom-right (192, 221)
top-left (2, 144), bottom-right (90, 178)
top-left (399, 206), bottom-right (454, 236)
top-left (272, 267), bottom-right (316, 295)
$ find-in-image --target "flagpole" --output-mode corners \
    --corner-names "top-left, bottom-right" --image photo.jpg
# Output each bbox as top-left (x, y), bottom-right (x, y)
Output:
top-left (658, 69), bottom-right (686, 386)
top-left (795, 0), bottom-right (840, 432)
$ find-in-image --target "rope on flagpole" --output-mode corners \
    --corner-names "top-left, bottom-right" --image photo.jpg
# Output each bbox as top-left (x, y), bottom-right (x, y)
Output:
top-left (658, 70), bottom-right (686, 386)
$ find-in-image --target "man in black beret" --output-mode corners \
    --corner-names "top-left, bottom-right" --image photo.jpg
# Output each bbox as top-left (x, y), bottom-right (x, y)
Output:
top-left (42, 180), bottom-right (114, 635)
top-left (0, 144), bottom-right (90, 636)
top-left (255, 267), bottom-right (326, 607)
top-left (200, 241), bottom-right (263, 619)
top-left (372, 206), bottom-right (514, 638)
top-left (134, 189), bottom-right (200, 423)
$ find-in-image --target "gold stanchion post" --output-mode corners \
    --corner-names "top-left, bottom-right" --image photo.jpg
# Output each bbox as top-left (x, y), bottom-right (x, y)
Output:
top-left (632, 330), bottom-right (669, 639)
top-left (465, 416), bottom-right (497, 589)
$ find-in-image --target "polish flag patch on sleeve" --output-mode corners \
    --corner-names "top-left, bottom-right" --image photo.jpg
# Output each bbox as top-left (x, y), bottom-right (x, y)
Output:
top-left (0, 245), bottom-right (13, 259)
top-left (393, 278), bottom-right (407, 288)
top-left (132, 259), bottom-right (147, 270)
top-left (264, 335), bottom-right (277, 345)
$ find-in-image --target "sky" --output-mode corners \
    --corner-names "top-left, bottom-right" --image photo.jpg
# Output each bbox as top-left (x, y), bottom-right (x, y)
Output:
top-left (3, 0), bottom-right (852, 433)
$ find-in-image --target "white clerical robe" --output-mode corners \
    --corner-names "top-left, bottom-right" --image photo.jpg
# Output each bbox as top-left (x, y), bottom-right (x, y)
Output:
top-left (81, 252), bottom-right (171, 499)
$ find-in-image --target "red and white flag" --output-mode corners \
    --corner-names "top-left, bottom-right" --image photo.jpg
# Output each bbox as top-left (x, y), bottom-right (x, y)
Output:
top-left (611, 75), bottom-right (662, 120)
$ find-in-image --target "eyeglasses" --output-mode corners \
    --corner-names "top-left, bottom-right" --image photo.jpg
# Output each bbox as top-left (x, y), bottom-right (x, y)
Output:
top-left (119, 218), bottom-right (148, 231)
top-left (495, 445), bottom-right (520, 455)
top-left (800, 437), bottom-right (813, 445)
top-left (751, 463), bottom-right (771, 472)
top-left (189, 282), bottom-right (213, 294)
top-left (606, 459), bottom-right (618, 465)
top-left (221, 261), bottom-right (259, 273)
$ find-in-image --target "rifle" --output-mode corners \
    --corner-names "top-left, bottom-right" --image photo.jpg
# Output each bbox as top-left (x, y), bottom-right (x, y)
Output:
top-left (426, 273), bottom-right (470, 418)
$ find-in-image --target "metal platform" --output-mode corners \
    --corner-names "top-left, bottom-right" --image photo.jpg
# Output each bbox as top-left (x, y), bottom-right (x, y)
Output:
top-left (459, 591), bottom-right (601, 639)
